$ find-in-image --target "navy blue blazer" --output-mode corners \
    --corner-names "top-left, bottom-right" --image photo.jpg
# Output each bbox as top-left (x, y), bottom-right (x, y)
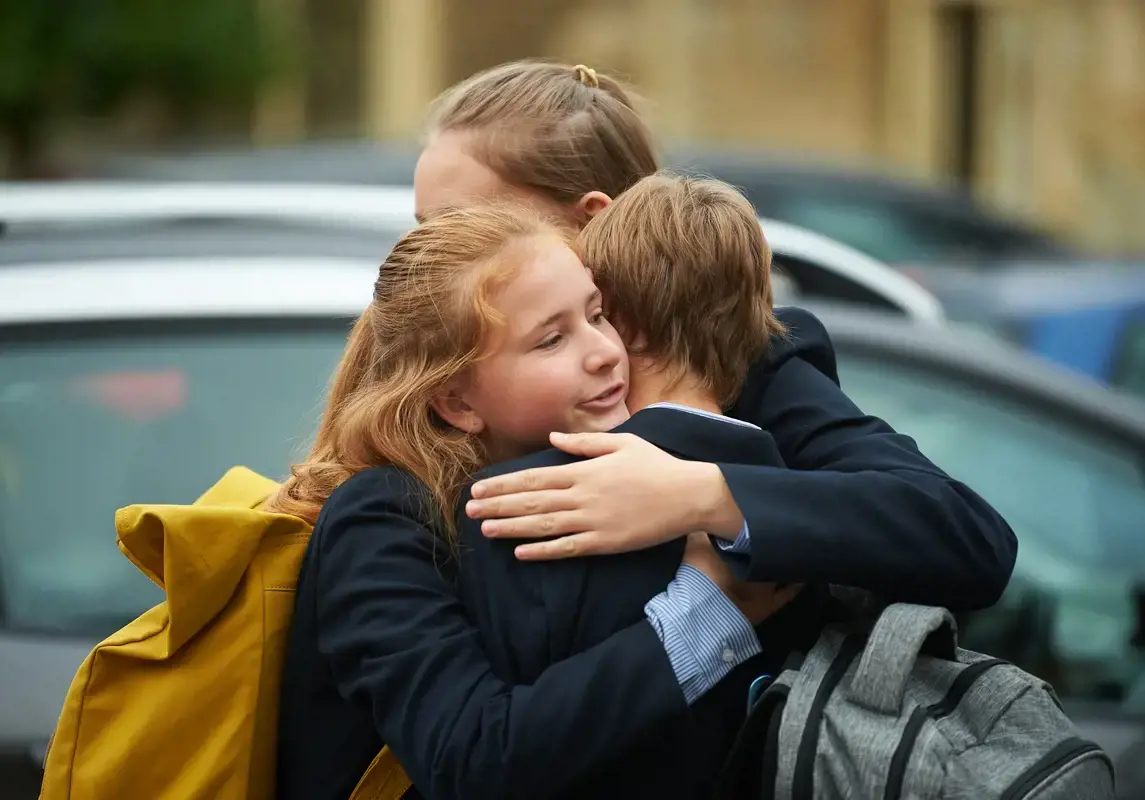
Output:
top-left (276, 306), bottom-right (1017, 800)
top-left (723, 308), bottom-right (1016, 605)
top-left (456, 405), bottom-right (832, 799)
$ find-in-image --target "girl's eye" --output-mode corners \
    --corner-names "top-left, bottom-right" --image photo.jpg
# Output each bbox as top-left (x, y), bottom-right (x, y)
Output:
top-left (590, 309), bottom-right (608, 325)
top-left (537, 333), bottom-right (563, 350)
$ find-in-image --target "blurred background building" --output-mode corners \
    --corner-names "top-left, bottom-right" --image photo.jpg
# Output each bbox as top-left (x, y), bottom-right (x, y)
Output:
top-left (3, 0), bottom-right (1145, 253)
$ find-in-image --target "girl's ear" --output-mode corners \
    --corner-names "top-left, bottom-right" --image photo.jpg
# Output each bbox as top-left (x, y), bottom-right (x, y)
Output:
top-left (576, 191), bottom-right (612, 222)
top-left (430, 385), bottom-right (485, 435)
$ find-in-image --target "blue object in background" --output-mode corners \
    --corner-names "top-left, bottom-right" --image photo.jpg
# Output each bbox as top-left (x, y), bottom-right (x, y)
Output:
top-left (1025, 306), bottom-right (1135, 382)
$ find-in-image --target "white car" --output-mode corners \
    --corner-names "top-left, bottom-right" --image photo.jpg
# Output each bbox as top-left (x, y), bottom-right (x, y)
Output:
top-left (0, 182), bottom-right (945, 324)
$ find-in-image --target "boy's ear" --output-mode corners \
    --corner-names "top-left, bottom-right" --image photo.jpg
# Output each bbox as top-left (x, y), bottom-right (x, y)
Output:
top-left (576, 191), bottom-right (612, 222)
top-left (430, 386), bottom-right (485, 435)
top-left (609, 315), bottom-right (645, 350)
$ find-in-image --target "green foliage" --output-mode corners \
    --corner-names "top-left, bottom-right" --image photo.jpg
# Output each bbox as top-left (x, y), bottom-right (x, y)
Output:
top-left (0, 0), bottom-right (291, 174)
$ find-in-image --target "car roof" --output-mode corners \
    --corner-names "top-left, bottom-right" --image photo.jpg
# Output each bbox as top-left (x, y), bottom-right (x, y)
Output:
top-left (0, 220), bottom-right (401, 265)
top-left (0, 258), bottom-right (378, 324)
top-left (807, 302), bottom-right (1145, 443)
top-left (0, 181), bottom-right (417, 230)
top-left (0, 181), bottom-right (945, 325)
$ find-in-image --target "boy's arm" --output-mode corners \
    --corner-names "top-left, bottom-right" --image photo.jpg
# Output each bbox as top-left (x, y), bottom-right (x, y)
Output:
top-left (461, 307), bottom-right (1013, 611)
top-left (723, 306), bottom-right (1017, 610)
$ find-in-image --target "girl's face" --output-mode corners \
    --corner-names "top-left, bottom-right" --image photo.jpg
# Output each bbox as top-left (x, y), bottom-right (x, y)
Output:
top-left (433, 234), bottom-right (630, 462)
top-left (414, 131), bottom-right (611, 227)
top-left (414, 131), bottom-right (559, 222)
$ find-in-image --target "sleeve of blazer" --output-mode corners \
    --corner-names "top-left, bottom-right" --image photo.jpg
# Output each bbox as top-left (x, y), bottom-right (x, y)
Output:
top-left (313, 467), bottom-right (686, 800)
top-left (725, 306), bottom-right (1017, 610)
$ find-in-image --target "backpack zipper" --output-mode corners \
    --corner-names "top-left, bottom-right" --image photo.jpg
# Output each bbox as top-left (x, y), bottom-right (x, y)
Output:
top-left (998, 737), bottom-right (1111, 800)
top-left (882, 658), bottom-right (1008, 799)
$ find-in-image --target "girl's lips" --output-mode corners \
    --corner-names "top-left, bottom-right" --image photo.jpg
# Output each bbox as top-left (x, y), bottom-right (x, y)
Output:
top-left (580, 382), bottom-right (626, 411)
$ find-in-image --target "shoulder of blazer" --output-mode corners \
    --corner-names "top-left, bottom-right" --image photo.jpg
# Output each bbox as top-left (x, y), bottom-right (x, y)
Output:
top-left (771, 306), bottom-right (838, 385)
top-left (732, 306), bottom-right (839, 414)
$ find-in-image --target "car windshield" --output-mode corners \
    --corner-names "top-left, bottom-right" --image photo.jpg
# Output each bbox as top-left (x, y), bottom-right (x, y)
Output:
top-left (0, 319), bottom-right (350, 636)
top-left (838, 352), bottom-right (1145, 708)
top-left (769, 195), bottom-right (1060, 265)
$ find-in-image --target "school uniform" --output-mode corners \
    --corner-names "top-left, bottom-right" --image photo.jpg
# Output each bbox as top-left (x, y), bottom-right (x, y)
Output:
top-left (456, 404), bottom-right (833, 798)
top-left (276, 305), bottom-right (1017, 800)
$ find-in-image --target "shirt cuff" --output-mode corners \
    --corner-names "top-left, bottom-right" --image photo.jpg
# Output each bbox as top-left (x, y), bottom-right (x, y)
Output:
top-left (715, 521), bottom-right (752, 554)
top-left (644, 564), bottom-right (761, 705)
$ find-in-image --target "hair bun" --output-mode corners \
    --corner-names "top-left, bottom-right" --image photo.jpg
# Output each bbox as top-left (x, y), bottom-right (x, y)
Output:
top-left (573, 64), bottom-right (599, 89)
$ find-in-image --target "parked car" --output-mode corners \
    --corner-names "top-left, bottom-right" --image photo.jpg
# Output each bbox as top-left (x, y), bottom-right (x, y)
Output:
top-left (813, 303), bottom-right (1145, 797)
top-left (668, 151), bottom-right (1075, 266)
top-left (917, 260), bottom-right (1145, 400)
top-left (94, 141), bottom-right (1073, 267)
top-left (0, 181), bottom-right (944, 323)
top-left (0, 256), bottom-right (385, 798)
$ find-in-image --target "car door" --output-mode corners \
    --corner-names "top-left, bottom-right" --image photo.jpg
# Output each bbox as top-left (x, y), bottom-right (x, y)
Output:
top-left (0, 314), bottom-right (349, 799)
top-left (833, 347), bottom-right (1145, 796)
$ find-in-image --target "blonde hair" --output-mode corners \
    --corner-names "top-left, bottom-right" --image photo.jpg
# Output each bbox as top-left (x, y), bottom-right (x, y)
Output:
top-left (577, 172), bottom-right (786, 408)
top-left (426, 59), bottom-right (659, 206)
top-left (265, 204), bottom-right (564, 537)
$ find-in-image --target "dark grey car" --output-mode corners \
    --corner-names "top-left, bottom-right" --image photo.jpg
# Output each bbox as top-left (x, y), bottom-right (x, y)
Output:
top-left (814, 304), bottom-right (1145, 798)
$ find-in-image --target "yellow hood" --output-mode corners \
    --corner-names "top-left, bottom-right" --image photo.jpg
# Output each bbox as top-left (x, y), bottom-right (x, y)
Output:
top-left (114, 466), bottom-right (312, 651)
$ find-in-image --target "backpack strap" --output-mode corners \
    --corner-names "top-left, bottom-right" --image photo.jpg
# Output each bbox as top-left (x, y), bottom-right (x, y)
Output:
top-left (348, 746), bottom-right (412, 800)
top-left (846, 603), bottom-right (958, 715)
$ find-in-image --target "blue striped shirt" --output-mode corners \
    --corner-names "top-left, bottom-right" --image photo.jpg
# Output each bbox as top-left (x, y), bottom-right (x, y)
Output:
top-left (638, 403), bottom-right (761, 703)
top-left (644, 565), bottom-right (761, 704)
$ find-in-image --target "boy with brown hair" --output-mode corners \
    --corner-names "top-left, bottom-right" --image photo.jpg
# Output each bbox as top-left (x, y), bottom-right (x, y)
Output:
top-left (582, 171), bottom-right (786, 414)
top-left (453, 172), bottom-right (818, 798)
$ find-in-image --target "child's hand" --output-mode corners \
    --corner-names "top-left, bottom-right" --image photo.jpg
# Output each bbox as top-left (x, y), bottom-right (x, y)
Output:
top-left (731, 580), bottom-right (804, 626)
top-left (467, 431), bottom-right (743, 560)
top-left (682, 532), bottom-right (802, 625)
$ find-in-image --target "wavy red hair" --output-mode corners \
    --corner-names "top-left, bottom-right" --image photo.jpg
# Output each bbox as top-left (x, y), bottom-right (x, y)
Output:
top-left (265, 203), bottom-right (565, 538)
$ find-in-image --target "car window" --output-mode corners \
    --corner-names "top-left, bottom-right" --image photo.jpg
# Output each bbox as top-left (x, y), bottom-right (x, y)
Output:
top-left (0, 320), bottom-right (349, 636)
top-left (777, 199), bottom-right (941, 263)
top-left (837, 353), bottom-right (1145, 707)
top-left (1114, 316), bottom-right (1145, 400)
top-left (771, 254), bottom-right (904, 315)
top-left (775, 195), bottom-right (1047, 265)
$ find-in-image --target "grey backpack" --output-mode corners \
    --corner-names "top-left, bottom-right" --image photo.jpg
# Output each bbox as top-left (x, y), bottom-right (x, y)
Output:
top-left (716, 602), bottom-right (1115, 799)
